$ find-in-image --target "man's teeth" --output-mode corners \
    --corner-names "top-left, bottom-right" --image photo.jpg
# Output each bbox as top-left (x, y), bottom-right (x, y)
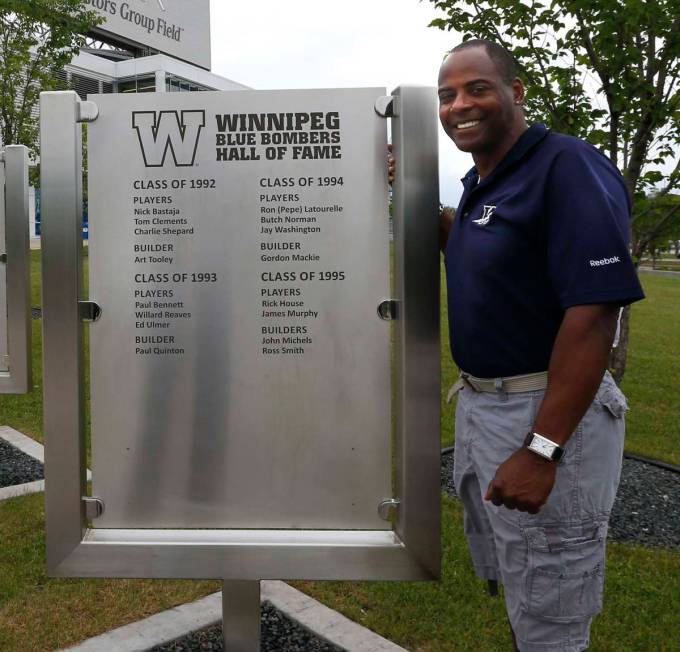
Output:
top-left (457, 120), bottom-right (480, 129)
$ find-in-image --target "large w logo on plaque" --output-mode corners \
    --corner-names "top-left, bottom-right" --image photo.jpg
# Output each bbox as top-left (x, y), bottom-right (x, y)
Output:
top-left (132, 110), bottom-right (205, 167)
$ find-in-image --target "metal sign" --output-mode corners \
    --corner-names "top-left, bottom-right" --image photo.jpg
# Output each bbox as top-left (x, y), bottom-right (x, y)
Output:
top-left (87, 0), bottom-right (211, 70)
top-left (40, 89), bottom-right (440, 591)
top-left (0, 143), bottom-right (31, 394)
top-left (88, 89), bottom-right (392, 529)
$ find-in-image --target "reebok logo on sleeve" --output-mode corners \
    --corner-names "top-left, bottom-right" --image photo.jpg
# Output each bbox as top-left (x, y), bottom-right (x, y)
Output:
top-left (589, 256), bottom-right (621, 267)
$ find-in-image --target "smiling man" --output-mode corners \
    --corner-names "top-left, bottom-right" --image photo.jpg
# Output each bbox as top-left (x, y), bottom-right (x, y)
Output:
top-left (436, 40), bottom-right (644, 651)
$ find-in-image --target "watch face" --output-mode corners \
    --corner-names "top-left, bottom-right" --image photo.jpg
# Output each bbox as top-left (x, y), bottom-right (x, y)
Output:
top-left (528, 434), bottom-right (560, 460)
top-left (533, 438), bottom-right (555, 457)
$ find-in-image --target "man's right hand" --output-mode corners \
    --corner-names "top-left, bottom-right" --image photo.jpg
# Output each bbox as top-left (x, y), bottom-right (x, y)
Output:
top-left (389, 143), bottom-right (453, 251)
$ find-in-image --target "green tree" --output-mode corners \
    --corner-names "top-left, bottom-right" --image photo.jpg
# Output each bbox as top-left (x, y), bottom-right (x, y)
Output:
top-left (0, 0), bottom-right (102, 155)
top-left (428, 0), bottom-right (680, 383)
top-left (635, 193), bottom-right (680, 266)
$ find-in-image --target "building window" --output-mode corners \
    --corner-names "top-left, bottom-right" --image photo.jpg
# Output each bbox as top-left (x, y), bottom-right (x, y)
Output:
top-left (118, 76), bottom-right (156, 93)
top-left (166, 75), bottom-right (209, 93)
top-left (137, 77), bottom-right (156, 93)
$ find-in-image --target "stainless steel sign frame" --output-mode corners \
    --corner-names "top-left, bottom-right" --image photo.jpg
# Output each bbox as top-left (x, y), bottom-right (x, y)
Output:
top-left (41, 89), bottom-right (440, 583)
top-left (88, 0), bottom-right (211, 70)
top-left (0, 143), bottom-right (31, 394)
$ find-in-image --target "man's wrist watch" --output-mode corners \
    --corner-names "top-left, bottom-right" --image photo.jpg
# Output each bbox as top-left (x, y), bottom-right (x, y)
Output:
top-left (524, 431), bottom-right (565, 463)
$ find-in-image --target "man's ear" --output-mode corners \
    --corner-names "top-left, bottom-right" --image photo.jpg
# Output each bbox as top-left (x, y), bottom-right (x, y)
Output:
top-left (512, 78), bottom-right (525, 105)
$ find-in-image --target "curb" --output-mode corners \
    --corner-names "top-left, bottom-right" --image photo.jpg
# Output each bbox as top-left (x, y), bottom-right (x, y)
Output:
top-left (441, 446), bottom-right (680, 474)
top-left (0, 426), bottom-right (91, 502)
top-left (0, 425), bottom-right (45, 462)
top-left (0, 426), bottom-right (46, 501)
top-left (263, 581), bottom-right (406, 651)
top-left (622, 452), bottom-right (680, 474)
top-left (441, 446), bottom-right (680, 473)
top-left (60, 591), bottom-right (221, 652)
top-left (0, 478), bottom-right (45, 501)
top-left (60, 581), bottom-right (408, 652)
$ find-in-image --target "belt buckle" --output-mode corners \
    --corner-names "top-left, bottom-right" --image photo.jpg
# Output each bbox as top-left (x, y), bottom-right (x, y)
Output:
top-left (494, 376), bottom-right (508, 399)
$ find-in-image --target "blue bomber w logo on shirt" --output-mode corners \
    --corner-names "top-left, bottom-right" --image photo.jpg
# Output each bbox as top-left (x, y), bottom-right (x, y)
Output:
top-left (445, 124), bottom-right (644, 379)
top-left (472, 204), bottom-right (496, 226)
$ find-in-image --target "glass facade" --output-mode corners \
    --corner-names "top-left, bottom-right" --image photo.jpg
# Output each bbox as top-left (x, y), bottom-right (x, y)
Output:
top-left (166, 76), bottom-right (208, 93)
top-left (117, 76), bottom-right (156, 93)
top-left (114, 75), bottom-right (210, 94)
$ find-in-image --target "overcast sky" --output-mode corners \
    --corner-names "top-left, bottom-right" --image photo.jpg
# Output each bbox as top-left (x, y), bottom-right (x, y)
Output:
top-left (209, 0), bottom-right (468, 205)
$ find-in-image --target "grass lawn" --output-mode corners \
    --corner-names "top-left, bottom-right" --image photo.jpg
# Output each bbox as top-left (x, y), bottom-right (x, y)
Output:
top-left (0, 251), bottom-right (44, 441)
top-left (0, 249), bottom-right (90, 448)
top-left (0, 492), bottom-right (219, 652)
top-left (1, 492), bottom-right (677, 651)
top-left (0, 253), bottom-right (677, 650)
top-left (297, 498), bottom-right (679, 652)
top-left (622, 273), bottom-right (680, 464)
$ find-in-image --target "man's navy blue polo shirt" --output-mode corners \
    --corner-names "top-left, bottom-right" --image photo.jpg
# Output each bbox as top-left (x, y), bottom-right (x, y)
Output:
top-left (445, 124), bottom-right (644, 378)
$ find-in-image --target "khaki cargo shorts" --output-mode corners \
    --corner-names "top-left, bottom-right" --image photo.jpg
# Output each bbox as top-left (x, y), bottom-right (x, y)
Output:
top-left (453, 371), bottom-right (627, 652)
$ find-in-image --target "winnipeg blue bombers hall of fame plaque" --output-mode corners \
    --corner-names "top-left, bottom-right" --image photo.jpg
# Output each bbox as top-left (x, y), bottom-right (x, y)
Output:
top-left (87, 89), bottom-right (393, 530)
top-left (41, 85), bottom-right (441, 626)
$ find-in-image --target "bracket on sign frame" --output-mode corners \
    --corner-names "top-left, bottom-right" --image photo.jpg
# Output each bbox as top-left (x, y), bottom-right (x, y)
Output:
top-left (377, 299), bottom-right (398, 321)
top-left (79, 301), bottom-right (102, 323)
top-left (374, 96), bottom-right (399, 118)
top-left (378, 498), bottom-right (401, 521)
top-left (77, 101), bottom-right (99, 124)
top-left (82, 496), bottom-right (105, 520)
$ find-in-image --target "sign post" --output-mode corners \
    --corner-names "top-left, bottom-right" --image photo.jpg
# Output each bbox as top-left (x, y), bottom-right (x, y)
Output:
top-left (41, 88), bottom-right (439, 650)
top-left (0, 141), bottom-right (31, 394)
top-left (0, 139), bottom-right (6, 374)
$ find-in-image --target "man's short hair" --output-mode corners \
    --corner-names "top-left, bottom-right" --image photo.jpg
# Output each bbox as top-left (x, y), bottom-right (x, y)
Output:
top-left (450, 39), bottom-right (517, 85)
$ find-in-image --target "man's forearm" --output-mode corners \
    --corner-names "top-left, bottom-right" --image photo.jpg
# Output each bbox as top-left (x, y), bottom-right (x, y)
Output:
top-left (532, 304), bottom-right (620, 446)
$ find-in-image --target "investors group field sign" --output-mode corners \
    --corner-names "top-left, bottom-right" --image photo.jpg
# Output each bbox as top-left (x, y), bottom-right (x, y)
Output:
top-left (87, 0), bottom-right (211, 69)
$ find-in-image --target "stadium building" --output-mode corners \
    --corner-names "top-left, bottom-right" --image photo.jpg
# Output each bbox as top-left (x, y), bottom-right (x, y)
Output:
top-left (32, 0), bottom-right (246, 237)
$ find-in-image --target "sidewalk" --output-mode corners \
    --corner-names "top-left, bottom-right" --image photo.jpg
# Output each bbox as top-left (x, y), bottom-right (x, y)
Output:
top-left (638, 266), bottom-right (680, 277)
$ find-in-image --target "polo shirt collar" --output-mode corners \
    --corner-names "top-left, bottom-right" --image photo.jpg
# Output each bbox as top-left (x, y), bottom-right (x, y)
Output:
top-left (461, 123), bottom-right (549, 189)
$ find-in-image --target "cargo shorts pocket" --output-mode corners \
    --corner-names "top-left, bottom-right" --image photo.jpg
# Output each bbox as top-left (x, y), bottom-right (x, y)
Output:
top-left (595, 378), bottom-right (628, 419)
top-left (524, 521), bottom-right (606, 623)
